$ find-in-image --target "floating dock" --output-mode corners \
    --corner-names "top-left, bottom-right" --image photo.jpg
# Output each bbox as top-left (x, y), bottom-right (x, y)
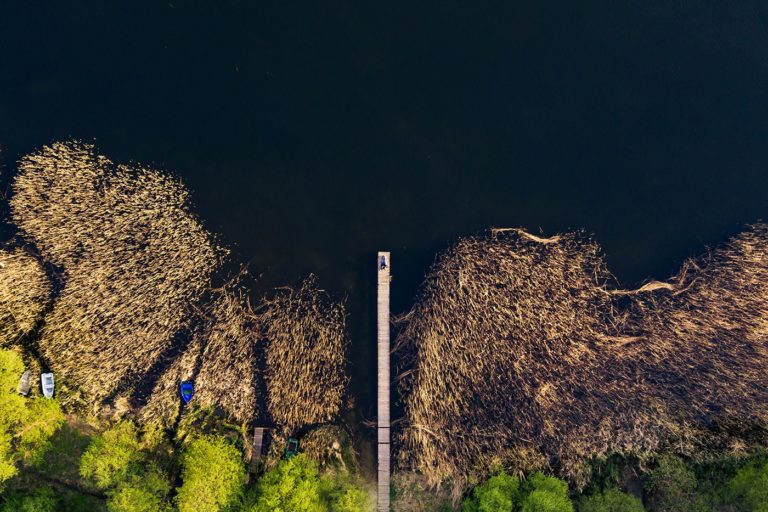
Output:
top-left (377, 251), bottom-right (391, 512)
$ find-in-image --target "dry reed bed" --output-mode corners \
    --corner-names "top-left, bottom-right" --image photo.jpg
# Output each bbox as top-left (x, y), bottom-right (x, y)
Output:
top-left (193, 286), bottom-right (262, 423)
top-left (396, 226), bottom-right (768, 491)
top-left (10, 142), bottom-right (221, 401)
top-left (262, 275), bottom-right (348, 436)
top-left (142, 275), bottom-right (349, 435)
top-left (142, 281), bottom-right (262, 426)
top-left (0, 248), bottom-right (51, 345)
top-left (7, 142), bottom-right (350, 443)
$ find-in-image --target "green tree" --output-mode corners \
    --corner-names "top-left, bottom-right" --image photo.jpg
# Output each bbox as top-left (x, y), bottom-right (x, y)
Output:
top-left (80, 420), bottom-right (171, 512)
top-left (106, 463), bottom-right (171, 512)
top-left (0, 349), bottom-right (64, 484)
top-left (462, 471), bottom-right (574, 512)
top-left (0, 431), bottom-right (17, 483)
top-left (0, 350), bottom-right (27, 425)
top-left (80, 421), bottom-right (143, 489)
top-left (644, 455), bottom-right (708, 512)
top-left (578, 488), bottom-right (644, 512)
top-left (728, 462), bottom-right (768, 512)
top-left (17, 398), bottom-right (65, 465)
top-left (462, 471), bottom-right (521, 512)
top-left (175, 434), bottom-right (246, 512)
top-left (250, 453), bottom-right (324, 512)
top-left (520, 473), bottom-right (573, 512)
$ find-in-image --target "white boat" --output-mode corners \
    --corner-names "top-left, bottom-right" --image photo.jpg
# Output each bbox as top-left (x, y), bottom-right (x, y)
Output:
top-left (17, 370), bottom-right (31, 396)
top-left (41, 373), bottom-right (54, 399)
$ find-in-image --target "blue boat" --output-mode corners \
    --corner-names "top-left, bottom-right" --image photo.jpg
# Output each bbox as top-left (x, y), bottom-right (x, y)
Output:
top-left (180, 381), bottom-right (194, 404)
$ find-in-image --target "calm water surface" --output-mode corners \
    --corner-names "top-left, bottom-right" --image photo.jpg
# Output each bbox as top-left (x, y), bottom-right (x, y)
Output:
top-left (2, 1), bottom-right (768, 469)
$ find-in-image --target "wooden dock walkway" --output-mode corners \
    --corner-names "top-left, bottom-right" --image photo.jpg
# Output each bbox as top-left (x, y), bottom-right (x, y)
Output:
top-left (377, 251), bottom-right (391, 512)
top-left (250, 427), bottom-right (265, 471)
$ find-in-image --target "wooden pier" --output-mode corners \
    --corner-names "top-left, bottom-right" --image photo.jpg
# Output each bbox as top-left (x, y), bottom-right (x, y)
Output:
top-left (377, 251), bottom-right (391, 512)
top-left (249, 427), bottom-right (265, 471)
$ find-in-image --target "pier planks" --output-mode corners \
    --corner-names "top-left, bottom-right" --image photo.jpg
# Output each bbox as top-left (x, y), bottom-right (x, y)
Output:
top-left (377, 251), bottom-right (391, 512)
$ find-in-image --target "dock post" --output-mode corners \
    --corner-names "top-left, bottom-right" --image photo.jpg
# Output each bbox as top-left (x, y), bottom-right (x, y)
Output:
top-left (377, 251), bottom-right (391, 512)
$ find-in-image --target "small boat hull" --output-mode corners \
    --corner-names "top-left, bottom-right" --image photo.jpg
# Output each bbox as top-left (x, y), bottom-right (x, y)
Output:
top-left (17, 370), bottom-right (31, 396)
top-left (180, 381), bottom-right (194, 404)
top-left (41, 373), bottom-right (55, 399)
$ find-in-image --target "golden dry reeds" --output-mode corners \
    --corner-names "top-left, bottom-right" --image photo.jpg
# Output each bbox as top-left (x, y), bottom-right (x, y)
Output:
top-left (0, 248), bottom-right (51, 345)
top-left (141, 281), bottom-right (262, 426)
top-left (396, 226), bottom-right (768, 492)
top-left (139, 334), bottom-right (204, 427)
top-left (193, 286), bottom-right (262, 423)
top-left (262, 275), bottom-right (348, 435)
top-left (10, 142), bottom-right (221, 402)
top-left (622, 224), bottom-right (768, 439)
top-left (142, 275), bottom-right (350, 434)
top-left (7, 141), bottom-right (350, 439)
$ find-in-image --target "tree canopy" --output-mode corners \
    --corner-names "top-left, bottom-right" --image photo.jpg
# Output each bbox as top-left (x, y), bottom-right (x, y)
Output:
top-left (0, 349), bottom-right (64, 485)
top-left (79, 420), bottom-right (171, 512)
top-left (728, 462), bottom-right (768, 512)
top-left (175, 435), bottom-right (246, 512)
top-left (462, 471), bottom-right (573, 512)
top-left (578, 488), bottom-right (644, 512)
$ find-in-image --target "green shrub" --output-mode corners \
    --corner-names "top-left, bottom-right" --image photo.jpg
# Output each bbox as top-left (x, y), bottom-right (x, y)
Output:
top-left (461, 471), bottom-right (520, 512)
top-left (520, 473), bottom-right (573, 512)
top-left (318, 468), bottom-right (373, 512)
top-left (728, 462), bottom-right (768, 512)
top-left (80, 421), bottom-right (143, 489)
top-left (249, 453), bottom-right (324, 512)
top-left (462, 471), bottom-right (573, 512)
top-left (332, 486), bottom-right (372, 512)
top-left (644, 455), bottom-right (707, 512)
top-left (175, 434), bottom-right (246, 512)
top-left (0, 486), bottom-right (56, 512)
top-left (577, 488), bottom-right (643, 512)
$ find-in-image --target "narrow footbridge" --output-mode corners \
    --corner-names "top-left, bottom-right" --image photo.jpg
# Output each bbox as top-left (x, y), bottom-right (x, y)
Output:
top-left (377, 251), bottom-right (391, 512)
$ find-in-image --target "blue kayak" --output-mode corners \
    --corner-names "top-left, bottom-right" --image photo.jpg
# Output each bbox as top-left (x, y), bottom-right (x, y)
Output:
top-left (180, 381), bottom-right (194, 404)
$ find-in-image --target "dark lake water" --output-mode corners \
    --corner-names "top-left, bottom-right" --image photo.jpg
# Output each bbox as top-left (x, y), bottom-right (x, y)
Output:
top-left (2, 1), bottom-right (768, 469)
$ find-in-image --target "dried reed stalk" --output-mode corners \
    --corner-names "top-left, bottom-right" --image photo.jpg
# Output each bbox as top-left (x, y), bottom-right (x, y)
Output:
top-left (194, 286), bottom-right (262, 423)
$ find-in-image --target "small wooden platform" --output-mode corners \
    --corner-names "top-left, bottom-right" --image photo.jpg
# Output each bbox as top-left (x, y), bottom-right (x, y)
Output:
top-left (250, 427), bottom-right (265, 471)
top-left (377, 251), bottom-right (391, 512)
